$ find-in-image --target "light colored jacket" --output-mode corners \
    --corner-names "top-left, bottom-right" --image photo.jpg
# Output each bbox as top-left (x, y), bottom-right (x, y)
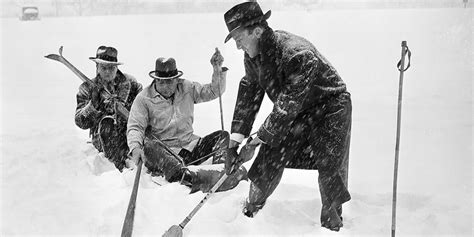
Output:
top-left (127, 73), bottom-right (225, 154)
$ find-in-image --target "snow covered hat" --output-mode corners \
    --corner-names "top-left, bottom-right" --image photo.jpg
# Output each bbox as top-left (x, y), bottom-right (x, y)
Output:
top-left (89, 46), bottom-right (123, 65)
top-left (149, 57), bottom-right (183, 80)
top-left (224, 1), bottom-right (271, 43)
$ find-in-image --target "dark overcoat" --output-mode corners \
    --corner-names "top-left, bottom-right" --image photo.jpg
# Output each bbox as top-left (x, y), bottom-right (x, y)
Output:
top-left (231, 28), bottom-right (351, 205)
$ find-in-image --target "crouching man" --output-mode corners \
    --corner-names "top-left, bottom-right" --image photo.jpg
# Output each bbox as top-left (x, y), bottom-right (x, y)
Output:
top-left (127, 49), bottom-right (247, 193)
top-left (75, 46), bottom-right (142, 171)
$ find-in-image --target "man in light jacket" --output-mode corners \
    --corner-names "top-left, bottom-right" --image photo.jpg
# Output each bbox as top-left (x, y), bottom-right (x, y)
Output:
top-left (127, 49), bottom-right (247, 193)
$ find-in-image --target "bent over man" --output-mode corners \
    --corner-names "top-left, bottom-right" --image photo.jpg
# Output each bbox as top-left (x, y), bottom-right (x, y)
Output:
top-left (223, 2), bottom-right (352, 231)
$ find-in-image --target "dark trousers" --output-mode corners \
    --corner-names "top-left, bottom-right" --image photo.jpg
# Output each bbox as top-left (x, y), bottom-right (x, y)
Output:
top-left (248, 93), bottom-right (352, 212)
top-left (144, 130), bottom-right (229, 181)
top-left (179, 130), bottom-right (229, 165)
top-left (95, 116), bottom-right (129, 171)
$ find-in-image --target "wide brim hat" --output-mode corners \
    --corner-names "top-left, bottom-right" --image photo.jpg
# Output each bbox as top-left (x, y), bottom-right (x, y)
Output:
top-left (224, 2), bottom-right (271, 43)
top-left (89, 46), bottom-right (123, 65)
top-left (149, 57), bottom-right (183, 80)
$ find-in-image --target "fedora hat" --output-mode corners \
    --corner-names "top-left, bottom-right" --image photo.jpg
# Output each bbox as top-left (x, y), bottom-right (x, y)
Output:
top-left (149, 57), bottom-right (183, 80)
top-left (89, 46), bottom-right (123, 65)
top-left (223, 2), bottom-right (271, 43)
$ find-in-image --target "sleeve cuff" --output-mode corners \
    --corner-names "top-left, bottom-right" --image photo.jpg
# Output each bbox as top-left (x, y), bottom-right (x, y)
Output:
top-left (257, 126), bottom-right (279, 147)
top-left (230, 133), bottom-right (245, 144)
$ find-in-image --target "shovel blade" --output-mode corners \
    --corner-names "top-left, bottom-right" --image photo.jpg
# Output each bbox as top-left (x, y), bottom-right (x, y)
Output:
top-left (162, 225), bottom-right (183, 237)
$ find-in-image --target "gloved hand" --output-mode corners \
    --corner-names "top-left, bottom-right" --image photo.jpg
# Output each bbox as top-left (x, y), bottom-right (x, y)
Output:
top-left (238, 137), bottom-right (259, 163)
top-left (90, 84), bottom-right (104, 110)
top-left (224, 146), bottom-right (240, 175)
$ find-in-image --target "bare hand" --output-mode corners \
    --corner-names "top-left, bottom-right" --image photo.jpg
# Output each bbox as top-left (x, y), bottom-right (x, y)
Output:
top-left (130, 147), bottom-right (146, 165)
top-left (210, 47), bottom-right (224, 68)
top-left (229, 139), bottom-right (241, 148)
top-left (239, 137), bottom-right (260, 163)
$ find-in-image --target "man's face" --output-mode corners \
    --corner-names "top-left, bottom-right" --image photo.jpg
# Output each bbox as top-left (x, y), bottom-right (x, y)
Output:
top-left (231, 28), bottom-right (259, 58)
top-left (155, 78), bottom-right (179, 98)
top-left (97, 63), bottom-right (118, 82)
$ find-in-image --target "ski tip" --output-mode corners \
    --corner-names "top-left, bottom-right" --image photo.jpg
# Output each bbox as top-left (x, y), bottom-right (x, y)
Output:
top-left (44, 54), bottom-right (60, 61)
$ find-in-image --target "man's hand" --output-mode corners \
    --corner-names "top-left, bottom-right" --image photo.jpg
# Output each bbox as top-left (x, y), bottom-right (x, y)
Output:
top-left (90, 84), bottom-right (103, 109)
top-left (224, 147), bottom-right (241, 175)
top-left (224, 137), bottom-right (262, 175)
top-left (239, 137), bottom-right (260, 163)
top-left (210, 47), bottom-right (224, 69)
top-left (130, 147), bottom-right (146, 165)
top-left (229, 139), bottom-right (240, 149)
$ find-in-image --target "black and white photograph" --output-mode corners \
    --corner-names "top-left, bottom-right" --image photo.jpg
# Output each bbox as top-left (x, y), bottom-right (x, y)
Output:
top-left (1, 0), bottom-right (472, 236)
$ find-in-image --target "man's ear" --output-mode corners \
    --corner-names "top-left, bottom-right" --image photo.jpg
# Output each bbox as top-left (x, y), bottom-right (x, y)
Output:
top-left (253, 27), bottom-right (263, 38)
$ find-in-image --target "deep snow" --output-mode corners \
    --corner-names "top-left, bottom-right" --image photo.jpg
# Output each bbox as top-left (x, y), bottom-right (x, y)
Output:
top-left (1, 7), bottom-right (472, 236)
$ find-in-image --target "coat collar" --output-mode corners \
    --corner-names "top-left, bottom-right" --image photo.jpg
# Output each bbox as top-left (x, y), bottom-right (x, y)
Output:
top-left (257, 27), bottom-right (276, 61)
top-left (96, 70), bottom-right (131, 103)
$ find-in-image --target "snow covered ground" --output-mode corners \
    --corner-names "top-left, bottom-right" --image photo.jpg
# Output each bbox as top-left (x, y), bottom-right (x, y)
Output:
top-left (1, 7), bottom-right (472, 236)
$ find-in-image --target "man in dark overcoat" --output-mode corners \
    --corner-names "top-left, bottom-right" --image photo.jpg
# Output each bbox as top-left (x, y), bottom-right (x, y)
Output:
top-left (223, 2), bottom-right (352, 231)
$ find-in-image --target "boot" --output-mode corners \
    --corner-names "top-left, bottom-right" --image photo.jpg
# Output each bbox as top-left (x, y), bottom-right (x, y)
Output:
top-left (243, 198), bottom-right (266, 218)
top-left (190, 165), bottom-right (248, 194)
top-left (320, 204), bottom-right (343, 231)
top-left (168, 168), bottom-right (195, 188)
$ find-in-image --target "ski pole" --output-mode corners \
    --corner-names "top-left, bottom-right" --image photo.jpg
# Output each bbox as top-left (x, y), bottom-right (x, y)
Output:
top-left (163, 172), bottom-right (229, 237)
top-left (215, 48), bottom-right (228, 131)
top-left (121, 158), bottom-right (143, 237)
top-left (392, 41), bottom-right (411, 237)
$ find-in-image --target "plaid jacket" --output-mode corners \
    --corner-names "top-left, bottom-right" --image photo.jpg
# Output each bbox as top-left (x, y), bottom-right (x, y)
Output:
top-left (75, 70), bottom-right (142, 142)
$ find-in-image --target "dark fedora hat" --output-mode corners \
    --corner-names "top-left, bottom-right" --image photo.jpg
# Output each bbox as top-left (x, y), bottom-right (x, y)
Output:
top-left (223, 1), bottom-right (271, 43)
top-left (89, 46), bottom-right (123, 65)
top-left (149, 57), bottom-right (183, 80)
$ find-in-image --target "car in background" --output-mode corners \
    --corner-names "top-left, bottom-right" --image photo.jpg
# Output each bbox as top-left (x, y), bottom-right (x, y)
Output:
top-left (20, 6), bottom-right (40, 21)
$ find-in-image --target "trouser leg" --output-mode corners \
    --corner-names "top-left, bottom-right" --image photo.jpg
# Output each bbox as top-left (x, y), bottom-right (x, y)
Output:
top-left (187, 131), bottom-right (248, 193)
top-left (243, 168), bottom-right (283, 217)
top-left (143, 138), bottom-right (184, 182)
top-left (249, 166), bottom-right (283, 205)
top-left (319, 125), bottom-right (351, 218)
top-left (244, 142), bottom-right (287, 217)
top-left (314, 95), bottom-right (352, 230)
top-left (98, 117), bottom-right (129, 171)
top-left (186, 130), bottom-right (229, 165)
